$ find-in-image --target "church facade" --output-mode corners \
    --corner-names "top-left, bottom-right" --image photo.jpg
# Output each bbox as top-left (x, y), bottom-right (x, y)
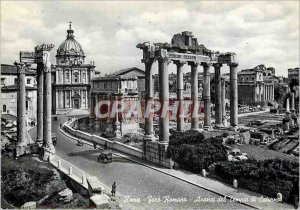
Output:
top-left (52, 23), bottom-right (97, 114)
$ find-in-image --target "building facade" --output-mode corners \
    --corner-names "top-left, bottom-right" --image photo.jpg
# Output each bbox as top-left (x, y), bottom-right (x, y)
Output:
top-left (52, 24), bottom-right (97, 114)
top-left (1, 64), bottom-right (37, 125)
top-left (108, 67), bottom-right (145, 98)
top-left (90, 75), bottom-right (139, 136)
top-left (288, 67), bottom-right (299, 81)
top-left (238, 65), bottom-right (275, 106)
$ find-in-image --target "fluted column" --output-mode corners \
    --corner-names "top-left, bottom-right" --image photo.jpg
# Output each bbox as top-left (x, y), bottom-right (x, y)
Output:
top-left (175, 61), bottom-right (185, 132)
top-left (214, 63), bottom-right (222, 125)
top-left (144, 59), bottom-right (155, 140)
top-left (36, 62), bottom-right (44, 146)
top-left (158, 56), bottom-right (169, 142)
top-left (16, 62), bottom-right (27, 147)
top-left (202, 62), bottom-right (211, 128)
top-left (230, 63), bottom-right (238, 127)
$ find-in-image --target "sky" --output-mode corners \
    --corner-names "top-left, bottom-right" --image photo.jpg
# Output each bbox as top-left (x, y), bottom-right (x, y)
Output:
top-left (1, 1), bottom-right (299, 76)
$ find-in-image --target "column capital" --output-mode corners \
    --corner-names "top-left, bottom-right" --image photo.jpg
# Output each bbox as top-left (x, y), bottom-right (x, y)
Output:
top-left (230, 62), bottom-right (239, 67)
top-left (201, 62), bottom-right (212, 67)
top-left (173, 60), bottom-right (186, 66)
top-left (35, 43), bottom-right (54, 64)
top-left (213, 63), bottom-right (223, 68)
top-left (14, 62), bottom-right (26, 74)
top-left (157, 56), bottom-right (171, 64)
top-left (188, 61), bottom-right (199, 67)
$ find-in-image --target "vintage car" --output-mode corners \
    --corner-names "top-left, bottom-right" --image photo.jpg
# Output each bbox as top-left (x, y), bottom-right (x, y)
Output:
top-left (51, 133), bottom-right (57, 146)
top-left (77, 139), bottom-right (84, 146)
top-left (97, 151), bottom-right (112, 163)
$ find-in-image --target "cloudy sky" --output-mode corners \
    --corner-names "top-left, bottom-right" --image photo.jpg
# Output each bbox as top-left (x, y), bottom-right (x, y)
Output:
top-left (1, 1), bottom-right (299, 76)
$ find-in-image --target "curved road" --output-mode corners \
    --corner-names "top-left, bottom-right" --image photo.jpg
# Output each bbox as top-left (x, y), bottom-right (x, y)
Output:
top-left (29, 115), bottom-right (250, 209)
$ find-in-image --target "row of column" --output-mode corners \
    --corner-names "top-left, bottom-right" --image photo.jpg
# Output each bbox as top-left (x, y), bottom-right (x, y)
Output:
top-left (36, 46), bottom-right (55, 160)
top-left (16, 46), bottom-right (55, 159)
top-left (56, 89), bottom-right (88, 109)
top-left (143, 57), bottom-right (239, 142)
top-left (264, 84), bottom-right (274, 101)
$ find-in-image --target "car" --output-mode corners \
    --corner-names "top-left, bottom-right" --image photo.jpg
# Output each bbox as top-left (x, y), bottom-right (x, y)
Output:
top-left (97, 151), bottom-right (112, 163)
top-left (51, 133), bottom-right (57, 146)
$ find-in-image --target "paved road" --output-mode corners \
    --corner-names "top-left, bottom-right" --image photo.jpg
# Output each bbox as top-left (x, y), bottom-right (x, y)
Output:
top-left (29, 115), bottom-right (250, 209)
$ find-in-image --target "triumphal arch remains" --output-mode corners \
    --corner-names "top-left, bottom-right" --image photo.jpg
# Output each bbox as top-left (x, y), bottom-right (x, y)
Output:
top-left (137, 31), bottom-right (238, 164)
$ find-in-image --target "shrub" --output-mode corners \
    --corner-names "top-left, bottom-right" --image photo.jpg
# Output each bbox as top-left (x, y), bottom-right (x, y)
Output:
top-left (209, 159), bottom-right (299, 203)
top-left (167, 131), bottom-right (227, 173)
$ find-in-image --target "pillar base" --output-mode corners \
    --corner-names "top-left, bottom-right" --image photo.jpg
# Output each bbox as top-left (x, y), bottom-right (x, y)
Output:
top-left (95, 123), bottom-right (100, 131)
top-left (89, 117), bottom-right (95, 127)
top-left (41, 145), bottom-right (55, 162)
top-left (204, 126), bottom-right (213, 131)
top-left (190, 127), bottom-right (201, 132)
top-left (36, 138), bottom-right (43, 147)
top-left (144, 134), bottom-right (156, 141)
top-left (15, 145), bottom-right (29, 158)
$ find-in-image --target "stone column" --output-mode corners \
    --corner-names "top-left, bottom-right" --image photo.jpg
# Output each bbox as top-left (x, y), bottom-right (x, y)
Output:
top-left (15, 62), bottom-right (27, 156)
top-left (89, 94), bottom-right (95, 128)
top-left (175, 61), bottom-right (185, 132)
top-left (291, 92), bottom-right (296, 120)
top-left (263, 84), bottom-right (266, 101)
top-left (114, 94), bottom-right (122, 138)
top-left (214, 63), bottom-right (222, 126)
top-left (158, 56), bottom-right (169, 142)
top-left (202, 62), bottom-right (211, 128)
top-left (144, 59), bottom-right (155, 140)
top-left (271, 85), bottom-right (274, 101)
top-left (221, 78), bottom-right (226, 119)
top-left (189, 62), bottom-right (200, 130)
top-left (230, 63), bottom-right (238, 127)
top-left (39, 46), bottom-right (55, 161)
top-left (36, 62), bottom-right (44, 146)
top-left (95, 94), bottom-right (100, 131)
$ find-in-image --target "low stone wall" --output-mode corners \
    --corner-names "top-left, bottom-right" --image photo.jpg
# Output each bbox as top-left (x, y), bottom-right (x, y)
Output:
top-left (63, 120), bottom-right (143, 159)
top-left (64, 119), bottom-right (172, 168)
top-left (144, 141), bottom-right (172, 168)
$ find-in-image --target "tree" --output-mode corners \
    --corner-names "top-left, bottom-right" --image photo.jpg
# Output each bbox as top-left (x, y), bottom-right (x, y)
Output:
top-left (274, 84), bottom-right (287, 104)
top-left (289, 78), bottom-right (299, 93)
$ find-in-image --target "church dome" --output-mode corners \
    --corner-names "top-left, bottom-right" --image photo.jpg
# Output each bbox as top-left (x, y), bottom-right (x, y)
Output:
top-left (56, 23), bottom-right (85, 58)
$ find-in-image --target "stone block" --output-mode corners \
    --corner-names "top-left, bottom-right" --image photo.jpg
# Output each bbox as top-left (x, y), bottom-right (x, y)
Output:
top-left (58, 188), bottom-right (73, 203)
top-left (21, 201), bottom-right (36, 209)
top-left (87, 176), bottom-right (102, 196)
top-left (90, 194), bottom-right (111, 209)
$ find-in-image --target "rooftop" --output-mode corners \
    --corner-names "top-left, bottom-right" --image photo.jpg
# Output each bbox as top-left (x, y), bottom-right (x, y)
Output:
top-left (1, 64), bottom-right (36, 75)
top-left (1, 85), bottom-right (37, 91)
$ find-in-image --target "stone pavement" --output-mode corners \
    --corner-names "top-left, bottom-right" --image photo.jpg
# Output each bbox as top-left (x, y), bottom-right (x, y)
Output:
top-left (113, 153), bottom-right (295, 210)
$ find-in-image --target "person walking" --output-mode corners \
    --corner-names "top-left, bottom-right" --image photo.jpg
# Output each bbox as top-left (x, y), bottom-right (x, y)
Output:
top-left (111, 182), bottom-right (116, 196)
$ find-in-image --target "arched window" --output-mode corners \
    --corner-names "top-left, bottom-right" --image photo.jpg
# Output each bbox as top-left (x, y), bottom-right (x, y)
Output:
top-left (3, 104), bottom-right (6, 112)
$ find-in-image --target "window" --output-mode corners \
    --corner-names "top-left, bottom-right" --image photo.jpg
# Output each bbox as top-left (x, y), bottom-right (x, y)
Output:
top-left (27, 79), bottom-right (31, 84)
top-left (66, 92), bottom-right (70, 107)
top-left (74, 72), bottom-right (79, 83)
top-left (82, 91), bottom-right (86, 106)
top-left (66, 72), bottom-right (70, 82)
top-left (104, 82), bottom-right (107, 89)
top-left (1, 78), bottom-right (5, 85)
top-left (3, 104), bottom-right (6, 112)
top-left (83, 72), bottom-right (86, 81)
top-left (14, 78), bottom-right (18, 84)
top-left (26, 100), bottom-right (28, 110)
